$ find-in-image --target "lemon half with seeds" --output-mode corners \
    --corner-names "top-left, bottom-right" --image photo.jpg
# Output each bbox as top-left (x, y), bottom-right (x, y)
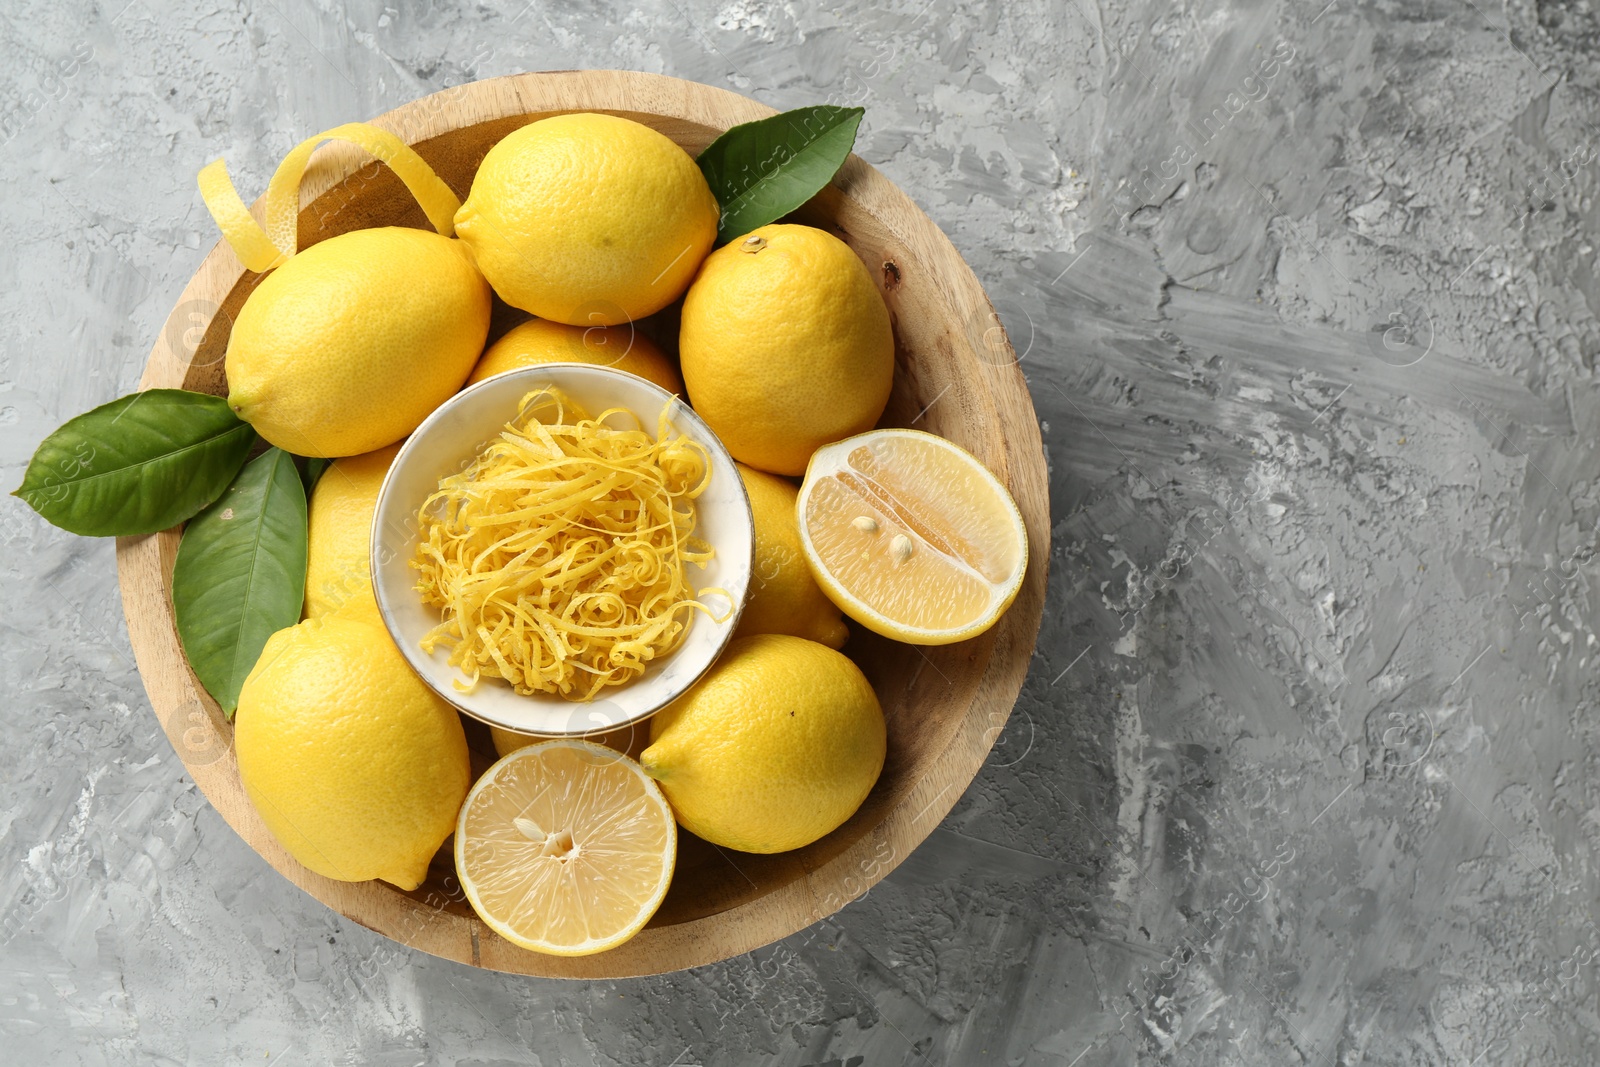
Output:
top-left (798, 429), bottom-right (1027, 645)
top-left (455, 741), bottom-right (676, 956)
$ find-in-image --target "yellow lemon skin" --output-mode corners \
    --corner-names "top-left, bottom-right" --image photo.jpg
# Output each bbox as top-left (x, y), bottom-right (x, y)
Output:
top-left (680, 224), bottom-right (894, 476)
top-left (490, 723), bottom-right (648, 760)
top-left (640, 634), bottom-right (884, 853)
top-left (468, 317), bottom-right (684, 395)
top-left (454, 113), bottom-right (718, 326)
top-left (303, 442), bottom-right (401, 620)
top-left (735, 463), bottom-right (848, 648)
top-left (234, 612), bottom-right (471, 891)
top-left (225, 227), bottom-right (491, 458)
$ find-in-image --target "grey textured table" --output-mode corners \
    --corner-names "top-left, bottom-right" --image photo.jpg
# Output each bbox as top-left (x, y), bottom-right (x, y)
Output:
top-left (4, 0), bottom-right (1598, 1063)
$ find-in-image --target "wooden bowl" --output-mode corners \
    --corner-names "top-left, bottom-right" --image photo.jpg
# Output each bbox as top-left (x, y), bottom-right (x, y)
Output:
top-left (115, 70), bottom-right (1048, 978)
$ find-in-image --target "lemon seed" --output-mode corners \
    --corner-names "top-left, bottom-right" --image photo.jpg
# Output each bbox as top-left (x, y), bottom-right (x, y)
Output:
top-left (851, 515), bottom-right (879, 533)
top-left (541, 829), bottom-right (576, 860)
top-left (891, 534), bottom-right (913, 563)
top-left (741, 235), bottom-right (767, 252)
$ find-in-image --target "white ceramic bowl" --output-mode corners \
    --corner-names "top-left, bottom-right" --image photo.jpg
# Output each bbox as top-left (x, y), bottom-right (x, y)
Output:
top-left (370, 363), bottom-right (753, 737)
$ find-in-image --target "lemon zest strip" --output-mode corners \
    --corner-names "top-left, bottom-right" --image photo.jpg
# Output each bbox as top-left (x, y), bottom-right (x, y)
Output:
top-left (196, 160), bottom-right (288, 273)
top-left (197, 121), bottom-right (461, 273)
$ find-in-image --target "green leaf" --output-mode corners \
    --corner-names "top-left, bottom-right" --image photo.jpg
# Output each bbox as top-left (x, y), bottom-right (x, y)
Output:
top-left (13, 390), bottom-right (256, 537)
top-left (697, 105), bottom-right (865, 244)
top-left (171, 447), bottom-right (307, 715)
top-left (300, 455), bottom-right (331, 495)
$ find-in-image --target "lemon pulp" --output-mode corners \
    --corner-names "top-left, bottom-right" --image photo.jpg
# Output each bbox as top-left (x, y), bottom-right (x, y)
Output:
top-left (455, 741), bottom-right (676, 956)
top-left (798, 429), bottom-right (1027, 644)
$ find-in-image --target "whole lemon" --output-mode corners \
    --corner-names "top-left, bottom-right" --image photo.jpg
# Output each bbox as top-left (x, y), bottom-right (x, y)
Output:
top-left (680, 224), bottom-right (893, 476)
top-left (490, 723), bottom-right (648, 760)
top-left (468, 317), bottom-right (683, 395)
top-left (454, 114), bottom-right (718, 326)
top-left (226, 227), bottom-right (491, 458)
top-left (303, 442), bottom-right (400, 619)
top-left (235, 611), bottom-right (471, 890)
top-left (640, 634), bottom-right (884, 853)
top-left (735, 463), bottom-right (848, 648)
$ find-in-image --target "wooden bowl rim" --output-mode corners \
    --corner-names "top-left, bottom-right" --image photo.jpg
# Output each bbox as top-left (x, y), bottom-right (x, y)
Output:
top-left (113, 69), bottom-right (1050, 978)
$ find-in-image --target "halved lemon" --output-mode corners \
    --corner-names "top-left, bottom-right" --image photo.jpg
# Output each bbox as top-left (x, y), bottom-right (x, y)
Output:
top-left (454, 740), bottom-right (676, 956)
top-left (797, 429), bottom-right (1028, 645)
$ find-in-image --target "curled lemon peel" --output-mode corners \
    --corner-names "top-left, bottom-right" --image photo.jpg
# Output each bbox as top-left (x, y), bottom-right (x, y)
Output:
top-left (413, 388), bottom-right (731, 701)
top-left (198, 121), bottom-right (461, 273)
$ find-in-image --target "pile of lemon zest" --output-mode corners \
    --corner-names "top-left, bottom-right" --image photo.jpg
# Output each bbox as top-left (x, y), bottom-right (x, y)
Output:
top-left (197, 121), bottom-right (461, 273)
top-left (413, 388), bottom-right (731, 701)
